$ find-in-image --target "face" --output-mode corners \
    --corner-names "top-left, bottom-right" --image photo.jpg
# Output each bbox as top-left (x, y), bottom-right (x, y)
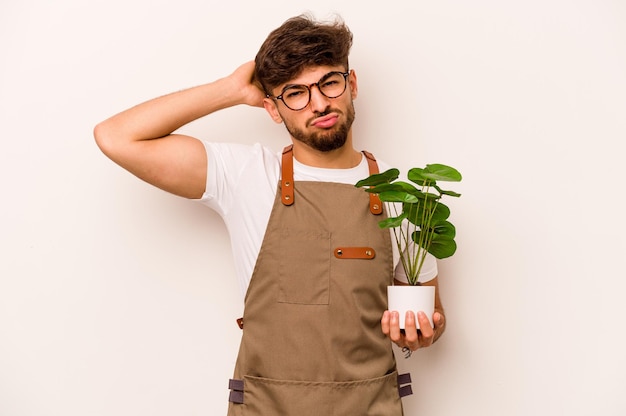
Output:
top-left (264, 66), bottom-right (358, 153)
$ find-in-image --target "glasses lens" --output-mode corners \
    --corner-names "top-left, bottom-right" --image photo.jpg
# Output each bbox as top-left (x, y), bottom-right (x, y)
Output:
top-left (319, 72), bottom-right (347, 98)
top-left (282, 86), bottom-right (310, 111)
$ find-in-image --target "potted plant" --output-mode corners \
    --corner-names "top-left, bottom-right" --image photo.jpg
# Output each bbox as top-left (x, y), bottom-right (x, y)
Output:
top-left (355, 163), bottom-right (462, 329)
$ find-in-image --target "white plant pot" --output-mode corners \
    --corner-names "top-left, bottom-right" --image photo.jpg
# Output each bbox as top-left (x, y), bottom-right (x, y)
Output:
top-left (387, 285), bottom-right (435, 330)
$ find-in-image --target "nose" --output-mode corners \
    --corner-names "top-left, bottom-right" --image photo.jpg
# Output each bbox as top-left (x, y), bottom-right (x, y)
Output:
top-left (308, 85), bottom-right (331, 112)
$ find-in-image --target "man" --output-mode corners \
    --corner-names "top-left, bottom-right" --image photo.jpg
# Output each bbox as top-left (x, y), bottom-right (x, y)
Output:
top-left (94, 14), bottom-right (445, 415)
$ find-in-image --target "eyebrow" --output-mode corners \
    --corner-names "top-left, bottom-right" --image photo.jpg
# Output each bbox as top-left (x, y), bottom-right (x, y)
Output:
top-left (281, 83), bottom-right (304, 91)
top-left (280, 71), bottom-right (336, 92)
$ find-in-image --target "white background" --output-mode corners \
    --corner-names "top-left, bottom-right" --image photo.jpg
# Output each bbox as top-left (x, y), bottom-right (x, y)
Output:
top-left (1, 0), bottom-right (625, 415)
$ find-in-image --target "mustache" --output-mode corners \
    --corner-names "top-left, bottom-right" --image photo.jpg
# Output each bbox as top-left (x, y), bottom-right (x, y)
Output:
top-left (308, 107), bottom-right (341, 125)
top-left (313, 107), bottom-right (337, 117)
top-left (314, 108), bottom-right (331, 117)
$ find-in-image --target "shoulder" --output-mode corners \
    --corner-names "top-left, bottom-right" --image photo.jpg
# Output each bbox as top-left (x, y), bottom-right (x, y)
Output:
top-left (202, 141), bottom-right (279, 166)
top-left (202, 141), bottom-right (282, 182)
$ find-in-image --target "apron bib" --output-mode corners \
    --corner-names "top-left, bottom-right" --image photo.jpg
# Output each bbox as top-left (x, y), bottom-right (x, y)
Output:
top-left (227, 146), bottom-right (408, 416)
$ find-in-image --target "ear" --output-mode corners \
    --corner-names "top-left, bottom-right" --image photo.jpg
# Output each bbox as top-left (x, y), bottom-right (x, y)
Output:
top-left (263, 97), bottom-right (283, 124)
top-left (348, 69), bottom-right (358, 100)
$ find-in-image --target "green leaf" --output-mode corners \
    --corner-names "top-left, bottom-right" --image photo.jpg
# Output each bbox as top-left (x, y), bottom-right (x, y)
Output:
top-left (432, 202), bottom-right (451, 221)
top-left (438, 189), bottom-right (462, 198)
top-left (423, 164), bottom-right (462, 182)
top-left (390, 181), bottom-right (419, 194)
top-left (407, 168), bottom-right (433, 187)
top-left (412, 232), bottom-right (457, 259)
top-left (378, 191), bottom-right (419, 203)
top-left (428, 235), bottom-right (457, 258)
top-left (410, 189), bottom-right (441, 202)
top-left (404, 201), bottom-right (450, 225)
top-left (365, 183), bottom-right (409, 194)
top-left (432, 221), bottom-right (456, 238)
top-left (355, 168), bottom-right (400, 187)
top-left (378, 213), bottom-right (407, 229)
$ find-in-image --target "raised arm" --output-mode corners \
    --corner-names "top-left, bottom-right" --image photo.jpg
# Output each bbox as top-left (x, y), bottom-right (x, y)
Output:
top-left (93, 61), bottom-right (265, 199)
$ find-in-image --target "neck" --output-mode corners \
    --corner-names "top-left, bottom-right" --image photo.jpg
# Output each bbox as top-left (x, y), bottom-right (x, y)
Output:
top-left (291, 138), bottom-right (361, 169)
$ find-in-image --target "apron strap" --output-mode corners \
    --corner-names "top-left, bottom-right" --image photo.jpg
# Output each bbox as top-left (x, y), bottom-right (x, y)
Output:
top-left (361, 150), bottom-right (383, 215)
top-left (280, 145), bottom-right (295, 206)
top-left (228, 379), bottom-right (245, 404)
top-left (397, 372), bottom-right (413, 398)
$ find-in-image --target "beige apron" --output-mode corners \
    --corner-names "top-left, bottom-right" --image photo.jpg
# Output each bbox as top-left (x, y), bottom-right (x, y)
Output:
top-left (227, 146), bottom-right (411, 416)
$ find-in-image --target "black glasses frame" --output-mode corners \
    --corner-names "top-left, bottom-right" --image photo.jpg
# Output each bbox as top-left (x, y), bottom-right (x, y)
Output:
top-left (267, 71), bottom-right (350, 111)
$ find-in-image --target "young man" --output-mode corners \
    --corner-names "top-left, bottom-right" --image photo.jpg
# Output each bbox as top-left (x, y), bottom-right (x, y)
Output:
top-left (95, 14), bottom-right (445, 415)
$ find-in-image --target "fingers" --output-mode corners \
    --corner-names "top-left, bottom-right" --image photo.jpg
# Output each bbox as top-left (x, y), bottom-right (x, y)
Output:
top-left (232, 61), bottom-right (266, 107)
top-left (433, 311), bottom-right (445, 329)
top-left (382, 310), bottom-right (442, 352)
top-left (417, 311), bottom-right (434, 348)
top-left (381, 311), bottom-right (421, 351)
top-left (381, 310), bottom-right (391, 336)
top-left (381, 310), bottom-right (404, 345)
top-left (403, 311), bottom-right (419, 349)
top-left (388, 311), bottom-right (403, 343)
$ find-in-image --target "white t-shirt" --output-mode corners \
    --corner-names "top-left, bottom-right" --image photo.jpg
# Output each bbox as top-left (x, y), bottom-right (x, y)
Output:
top-left (197, 142), bottom-right (437, 297)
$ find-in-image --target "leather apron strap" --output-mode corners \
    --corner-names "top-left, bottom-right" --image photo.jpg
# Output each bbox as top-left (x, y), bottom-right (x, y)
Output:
top-left (362, 150), bottom-right (383, 215)
top-left (280, 145), bottom-right (295, 206)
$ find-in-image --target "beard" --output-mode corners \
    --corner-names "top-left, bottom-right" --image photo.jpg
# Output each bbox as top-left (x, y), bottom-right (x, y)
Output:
top-left (283, 102), bottom-right (356, 152)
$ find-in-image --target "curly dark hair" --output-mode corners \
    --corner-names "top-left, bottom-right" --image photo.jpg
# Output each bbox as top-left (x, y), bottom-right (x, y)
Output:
top-left (254, 14), bottom-right (353, 94)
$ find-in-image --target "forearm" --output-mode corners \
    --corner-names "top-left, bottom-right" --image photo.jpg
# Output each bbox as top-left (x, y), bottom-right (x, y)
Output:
top-left (92, 62), bottom-right (264, 199)
top-left (95, 76), bottom-right (243, 145)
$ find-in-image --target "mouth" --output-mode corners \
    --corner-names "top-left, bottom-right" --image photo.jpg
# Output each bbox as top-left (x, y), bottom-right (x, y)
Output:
top-left (310, 113), bottom-right (339, 129)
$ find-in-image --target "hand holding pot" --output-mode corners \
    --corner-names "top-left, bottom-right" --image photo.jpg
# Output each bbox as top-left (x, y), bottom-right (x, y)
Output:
top-left (381, 310), bottom-right (445, 352)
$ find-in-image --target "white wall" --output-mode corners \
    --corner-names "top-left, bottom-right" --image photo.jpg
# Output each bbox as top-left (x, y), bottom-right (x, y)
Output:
top-left (2, 0), bottom-right (625, 415)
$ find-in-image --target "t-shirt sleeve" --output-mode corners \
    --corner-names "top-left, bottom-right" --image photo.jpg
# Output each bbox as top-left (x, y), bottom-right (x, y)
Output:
top-left (194, 141), bottom-right (260, 216)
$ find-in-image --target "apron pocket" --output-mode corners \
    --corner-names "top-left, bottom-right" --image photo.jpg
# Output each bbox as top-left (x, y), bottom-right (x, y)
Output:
top-left (278, 228), bottom-right (330, 305)
top-left (241, 372), bottom-right (402, 416)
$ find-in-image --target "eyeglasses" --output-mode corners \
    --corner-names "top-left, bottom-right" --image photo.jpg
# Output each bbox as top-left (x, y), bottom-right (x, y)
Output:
top-left (267, 71), bottom-right (350, 111)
